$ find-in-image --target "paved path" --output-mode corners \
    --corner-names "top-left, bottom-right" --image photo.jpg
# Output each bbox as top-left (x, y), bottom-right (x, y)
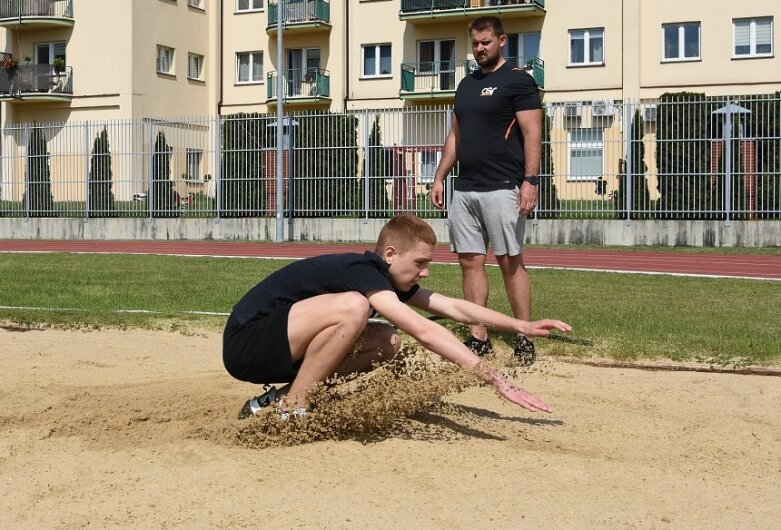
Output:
top-left (2, 240), bottom-right (779, 280)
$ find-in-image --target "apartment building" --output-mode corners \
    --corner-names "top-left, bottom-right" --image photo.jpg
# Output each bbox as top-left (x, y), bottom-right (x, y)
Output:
top-left (0, 0), bottom-right (777, 122)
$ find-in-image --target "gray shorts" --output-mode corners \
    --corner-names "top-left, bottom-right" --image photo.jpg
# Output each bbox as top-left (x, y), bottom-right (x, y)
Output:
top-left (449, 188), bottom-right (526, 256)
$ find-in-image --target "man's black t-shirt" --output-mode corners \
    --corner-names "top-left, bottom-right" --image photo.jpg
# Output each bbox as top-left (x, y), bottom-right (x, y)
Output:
top-left (231, 251), bottom-right (419, 325)
top-left (453, 62), bottom-right (541, 192)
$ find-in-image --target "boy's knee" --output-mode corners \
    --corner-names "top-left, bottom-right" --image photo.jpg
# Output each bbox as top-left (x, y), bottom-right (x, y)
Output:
top-left (340, 292), bottom-right (372, 320)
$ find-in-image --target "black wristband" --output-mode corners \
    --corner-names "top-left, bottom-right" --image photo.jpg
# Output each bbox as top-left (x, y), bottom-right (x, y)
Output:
top-left (524, 176), bottom-right (540, 186)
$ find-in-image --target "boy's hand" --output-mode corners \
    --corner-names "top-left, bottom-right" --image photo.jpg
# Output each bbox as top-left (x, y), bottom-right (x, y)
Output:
top-left (491, 372), bottom-right (552, 413)
top-left (521, 319), bottom-right (572, 338)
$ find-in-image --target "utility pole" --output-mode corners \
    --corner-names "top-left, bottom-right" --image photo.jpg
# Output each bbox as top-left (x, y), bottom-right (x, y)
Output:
top-left (274, 0), bottom-right (285, 241)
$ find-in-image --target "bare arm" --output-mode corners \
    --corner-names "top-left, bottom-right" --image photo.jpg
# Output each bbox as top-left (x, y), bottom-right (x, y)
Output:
top-left (408, 287), bottom-right (571, 338)
top-left (367, 289), bottom-right (567, 413)
top-left (431, 113), bottom-right (459, 210)
top-left (516, 108), bottom-right (542, 217)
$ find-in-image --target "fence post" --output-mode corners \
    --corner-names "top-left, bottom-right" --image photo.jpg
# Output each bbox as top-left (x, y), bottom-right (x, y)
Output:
top-left (723, 105), bottom-right (732, 227)
top-left (624, 100), bottom-right (633, 226)
top-left (23, 123), bottom-right (29, 220)
top-left (83, 121), bottom-right (90, 219)
top-left (146, 120), bottom-right (153, 220)
top-left (363, 109), bottom-right (370, 222)
top-left (214, 114), bottom-right (221, 221)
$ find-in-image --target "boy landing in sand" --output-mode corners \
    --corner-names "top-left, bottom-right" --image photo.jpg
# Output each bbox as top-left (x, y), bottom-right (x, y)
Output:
top-left (223, 214), bottom-right (571, 419)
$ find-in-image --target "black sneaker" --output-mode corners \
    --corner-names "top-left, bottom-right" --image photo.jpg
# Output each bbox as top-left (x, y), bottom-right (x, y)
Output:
top-left (513, 335), bottom-right (536, 367)
top-left (464, 335), bottom-right (494, 357)
top-left (238, 385), bottom-right (279, 420)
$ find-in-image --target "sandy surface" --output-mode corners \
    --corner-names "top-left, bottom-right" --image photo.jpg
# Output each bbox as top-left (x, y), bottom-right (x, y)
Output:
top-left (1, 327), bottom-right (780, 529)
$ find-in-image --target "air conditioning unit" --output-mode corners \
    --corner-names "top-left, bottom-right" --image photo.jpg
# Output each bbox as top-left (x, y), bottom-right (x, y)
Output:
top-left (644, 105), bottom-right (658, 122)
top-left (592, 100), bottom-right (614, 117)
top-left (564, 102), bottom-right (582, 118)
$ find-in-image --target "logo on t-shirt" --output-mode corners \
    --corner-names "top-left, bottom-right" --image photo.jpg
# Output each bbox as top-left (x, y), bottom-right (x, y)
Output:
top-left (480, 87), bottom-right (498, 97)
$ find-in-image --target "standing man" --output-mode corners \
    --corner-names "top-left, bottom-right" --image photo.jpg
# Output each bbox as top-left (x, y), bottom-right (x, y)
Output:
top-left (431, 15), bottom-right (542, 366)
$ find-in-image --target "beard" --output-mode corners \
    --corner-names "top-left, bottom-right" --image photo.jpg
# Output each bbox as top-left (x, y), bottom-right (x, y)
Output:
top-left (475, 49), bottom-right (501, 70)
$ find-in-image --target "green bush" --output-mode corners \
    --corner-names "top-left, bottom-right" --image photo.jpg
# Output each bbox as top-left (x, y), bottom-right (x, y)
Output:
top-left (87, 128), bottom-right (117, 217)
top-left (22, 126), bottom-right (57, 217)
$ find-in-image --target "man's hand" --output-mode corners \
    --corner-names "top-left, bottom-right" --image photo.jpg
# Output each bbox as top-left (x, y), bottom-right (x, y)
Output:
top-left (431, 179), bottom-right (446, 210)
top-left (490, 371), bottom-right (552, 413)
top-left (518, 181), bottom-right (538, 217)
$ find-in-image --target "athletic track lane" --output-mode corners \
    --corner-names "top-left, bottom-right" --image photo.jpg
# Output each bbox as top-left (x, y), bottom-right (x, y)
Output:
top-left (1, 240), bottom-right (779, 280)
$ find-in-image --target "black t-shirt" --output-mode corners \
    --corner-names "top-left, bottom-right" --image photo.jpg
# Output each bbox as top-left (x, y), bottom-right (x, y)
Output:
top-left (453, 61), bottom-right (541, 191)
top-left (231, 251), bottom-right (420, 325)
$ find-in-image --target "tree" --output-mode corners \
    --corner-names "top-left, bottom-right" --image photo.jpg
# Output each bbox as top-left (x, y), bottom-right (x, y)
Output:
top-left (363, 115), bottom-right (391, 217)
top-left (87, 128), bottom-right (116, 217)
top-left (537, 110), bottom-right (559, 219)
top-left (23, 126), bottom-right (56, 217)
top-left (614, 109), bottom-right (652, 219)
top-left (220, 112), bottom-right (268, 217)
top-left (151, 131), bottom-right (179, 217)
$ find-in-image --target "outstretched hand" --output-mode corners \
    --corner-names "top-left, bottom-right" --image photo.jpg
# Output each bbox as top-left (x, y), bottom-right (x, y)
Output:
top-left (490, 371), bottom-right (552, 413)
top-left (521, 319), bottom-right (572, 338)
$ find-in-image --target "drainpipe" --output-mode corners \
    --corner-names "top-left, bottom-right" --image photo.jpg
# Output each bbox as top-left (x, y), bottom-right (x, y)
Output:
top-left (343, 0), bottom-right (349, 111)
top-left (217, 0), bottom-right (224, 115)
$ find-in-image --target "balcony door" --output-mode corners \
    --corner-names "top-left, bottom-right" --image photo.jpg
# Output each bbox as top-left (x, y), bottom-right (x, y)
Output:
top-left (504, 32), bottom-right (540, 68)
top-left (287, 47), bottom-right (320, 96)
top-left (418, 39), bottom-right (455, 91)
top-left (35, 41), bottom-right (66, 92)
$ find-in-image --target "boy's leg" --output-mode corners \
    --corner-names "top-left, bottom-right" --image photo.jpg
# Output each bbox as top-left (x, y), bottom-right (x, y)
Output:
top-left (285, 292), bottom-right (373, 408)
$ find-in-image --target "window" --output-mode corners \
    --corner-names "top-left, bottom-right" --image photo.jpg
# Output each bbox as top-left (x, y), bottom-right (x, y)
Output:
top-left (362, 44), bottom-right (392, 77)
top-left (504, 32), bottom-right (541, 67)
top-left (157, 45), bottom-right (174, 74)
top-left (419, 39), bottom-right (455, 90)
top-left (188, 53), bottom-right (204, 80)
top-left (662, 22), bottom-right (700, 61)
top-left (236, 51), bottom-right (263, 83)
top-left (187, 0), bottom-right (204, 8)
top-left (569, 28), bottom-right (604, 66)
top-left (186, 149), bottom-right (203, 181)
top-left (36, 41), bottom-right (66, 67)
top-left (568, 128), bottom-right (603, 181)
top-left (733, 17), bottom-right (773, 58)
top-left (236, 0), bottom-right (263, 11)
top-left (287, 48), bottom-right (320, 95)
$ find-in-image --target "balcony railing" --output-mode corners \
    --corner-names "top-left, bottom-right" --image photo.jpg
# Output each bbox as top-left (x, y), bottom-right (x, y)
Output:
top-left (0, 0), bottom-right (74, 27)
top-left (267, 68), bottom-right (330, 101)
top-left (400, 57), bottom-right (544, 97)
top-left (268, 0), bottom-right (330, 31)
top-left (400, 0), bottom-right (545, 21)
top-left (0, 64), bottom-right (73, 99)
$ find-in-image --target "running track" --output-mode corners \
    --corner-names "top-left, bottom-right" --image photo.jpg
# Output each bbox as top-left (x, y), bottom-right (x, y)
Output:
top-left (1, 240), bottom-right (779, 280)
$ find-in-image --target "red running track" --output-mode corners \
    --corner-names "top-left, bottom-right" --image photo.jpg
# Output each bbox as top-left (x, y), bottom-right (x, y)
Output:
top-left (1, 240), bottom-right (779, 280)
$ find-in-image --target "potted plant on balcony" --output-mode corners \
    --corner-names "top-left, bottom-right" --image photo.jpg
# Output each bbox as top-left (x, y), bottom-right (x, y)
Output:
top-left (2, 55), bottom-right (18, 75)
top-left (52, 57), bottom-right (66, 75)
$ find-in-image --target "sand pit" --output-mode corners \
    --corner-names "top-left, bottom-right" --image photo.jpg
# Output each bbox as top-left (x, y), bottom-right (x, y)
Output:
top-left (1, 327), bottom-right (779, 529)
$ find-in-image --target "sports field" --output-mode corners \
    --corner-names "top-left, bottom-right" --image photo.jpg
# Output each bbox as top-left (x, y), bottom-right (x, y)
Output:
top-left (1, 251), bottom-right (780, 528)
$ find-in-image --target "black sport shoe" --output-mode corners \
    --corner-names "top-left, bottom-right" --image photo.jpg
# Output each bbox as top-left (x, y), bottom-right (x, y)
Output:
top-left (513, 335), bottom-right (536, 367)
top-left (238, 385), bottom-right (279, 420)
top-left (464, 335), bottom-right (494, 357)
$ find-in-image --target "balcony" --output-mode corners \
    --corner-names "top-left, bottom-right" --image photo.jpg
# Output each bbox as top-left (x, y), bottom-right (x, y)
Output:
top-left (267, 0), bottom-right (331, 34)
top-left (267, 68), bottom-right (331, 105)
top-left (0, 0), bottom-right (75, 29)
top-left (400, 0), bottom-right (545, 24)
top-left (399, 56), bottom-right (544, 100)
top-left (0, 64), bottom-right (73, 102)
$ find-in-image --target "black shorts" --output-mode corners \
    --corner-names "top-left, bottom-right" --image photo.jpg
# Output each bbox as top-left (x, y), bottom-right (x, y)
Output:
top-left (222, 307), bottom-right (301, 385)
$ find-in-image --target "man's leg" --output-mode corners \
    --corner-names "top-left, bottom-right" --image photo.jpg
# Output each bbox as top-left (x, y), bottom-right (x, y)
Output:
top-left (495, 252), bottom-right (532, 321)
top-left (458, 252), bottom-right (490, 341)
top-left (285, 292), bottom-right (373, 408)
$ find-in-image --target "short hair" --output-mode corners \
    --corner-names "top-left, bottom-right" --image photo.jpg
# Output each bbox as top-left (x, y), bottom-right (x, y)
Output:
top-left (468, 16), bottom-right (506, 37)
top-left (375, 215), bottom-right (437, 254)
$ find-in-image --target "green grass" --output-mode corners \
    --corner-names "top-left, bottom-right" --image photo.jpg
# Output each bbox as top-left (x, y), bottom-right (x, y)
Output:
top-left (0, 253), bottom-right (779, 364)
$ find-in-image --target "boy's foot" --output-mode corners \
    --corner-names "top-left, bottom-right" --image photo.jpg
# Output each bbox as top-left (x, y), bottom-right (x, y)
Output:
top-left (513, 335), bottom-right (536, 367)
top-left (464, 335), bottom-right (494, 357)
top-left (238, 385), bottom-right (279, 419)
top-left (276, 407), bottom-right (309, 421)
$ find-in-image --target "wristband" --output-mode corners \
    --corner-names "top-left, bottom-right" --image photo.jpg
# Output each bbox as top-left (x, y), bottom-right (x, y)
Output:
top-left (524, 176), bottom-right (540, 186)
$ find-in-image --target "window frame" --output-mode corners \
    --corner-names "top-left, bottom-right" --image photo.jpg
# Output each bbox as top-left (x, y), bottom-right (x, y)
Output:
top-left (568, 28), bottom-right (605, 67)
top-left (567, 128), bottom-right (604, 182)
top-left (661, 21), bottom-right (701, 62)
top-left (732, 17), bottom-right (774, 58)
top-left (156, 45), bottom-right (175, 75)
top-left (186, 148), bottom-right (203, 182)
top-left (235, 51), bottom-right (264, 84)
top-left (235, 0), bottom-right (263, 12)
top-left (361, 43), bottom-right (392, 78)
top-left (187, 53), bottom-right (204, 80)
top-left (187, 0), bottom-right (205, 10)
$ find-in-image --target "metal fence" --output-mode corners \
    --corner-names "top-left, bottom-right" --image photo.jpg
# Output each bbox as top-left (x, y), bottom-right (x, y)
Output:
top-left (1, 94), bottom-right (779, 222)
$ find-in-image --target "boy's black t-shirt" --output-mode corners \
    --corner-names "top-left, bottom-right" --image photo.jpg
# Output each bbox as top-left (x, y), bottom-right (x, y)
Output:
top-left (231, 251), bottom-right (419, 325)
top-left (453, 62), bottom-right (541, 192)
